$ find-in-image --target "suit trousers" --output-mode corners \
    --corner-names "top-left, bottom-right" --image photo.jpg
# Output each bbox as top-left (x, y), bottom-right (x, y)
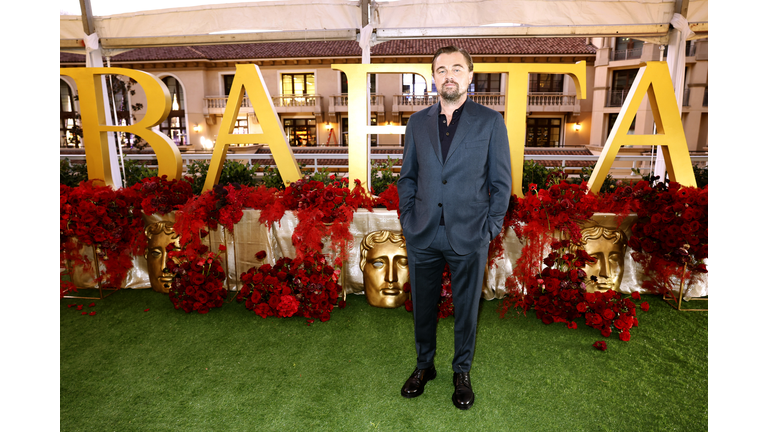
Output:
top-left (406, 225), bottom-right (489, 373)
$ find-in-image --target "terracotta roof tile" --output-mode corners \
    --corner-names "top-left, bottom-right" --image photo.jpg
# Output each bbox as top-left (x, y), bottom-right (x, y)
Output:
top-left (60, 38), bottom-right (595, 64)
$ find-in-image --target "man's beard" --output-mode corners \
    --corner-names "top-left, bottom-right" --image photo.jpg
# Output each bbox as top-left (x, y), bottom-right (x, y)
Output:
top-left (440, 82), bottom-right (464, 103)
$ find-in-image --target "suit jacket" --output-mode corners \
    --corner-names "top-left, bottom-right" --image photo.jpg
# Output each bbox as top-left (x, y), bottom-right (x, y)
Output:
top-left (398, 98), bottom-right (512, 255)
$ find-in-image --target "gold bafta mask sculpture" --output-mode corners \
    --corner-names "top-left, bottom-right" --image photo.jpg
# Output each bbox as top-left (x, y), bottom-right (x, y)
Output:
top-left (144, 221), bottom-right (180, 293)
top-left (570, 214), bottom-right (636, 293)
top-left (359, 230), bottom-right (410, 308)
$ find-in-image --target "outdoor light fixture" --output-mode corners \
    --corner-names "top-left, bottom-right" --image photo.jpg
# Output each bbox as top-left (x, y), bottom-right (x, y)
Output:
top-left (574, 123), bottom-right (582, 132)
top-left (325, 122), bottom-right (331, 129)
top-left (201, 137), bottom-right (214, 150)
top-left (193, 124), bottom-right (203, 133)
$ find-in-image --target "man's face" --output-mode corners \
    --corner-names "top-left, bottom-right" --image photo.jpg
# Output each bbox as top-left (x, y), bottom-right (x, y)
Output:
top-left (362, 240), bottom-right (409, 308)
top-left (582, 237), bottom-right (625, 293)
top-left (433, 51), bottom-right (473, 103)
top-left (145, 230), bottom-right (179, 293)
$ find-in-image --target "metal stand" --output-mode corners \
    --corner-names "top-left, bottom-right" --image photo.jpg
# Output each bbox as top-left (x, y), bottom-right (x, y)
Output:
top-left (662, 263), bottom-right (708, 312)
top-left (63, 245), bottom-right (120, 300)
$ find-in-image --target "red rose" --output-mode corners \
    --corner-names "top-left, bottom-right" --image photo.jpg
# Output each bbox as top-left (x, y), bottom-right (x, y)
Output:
top-left (631, 292), bottom-right (641, 300)
top-left (593, 341), bottom-right (607, 351)
top-left (602, 309), bottom-right (615, 320)
top-left (567, 321), bottom-right (577, 329)
top-left (191, 273), bottom-right (206, 286)
top-left (254, 303), bottom-right (271, 319)
top-left (541, 314), bottom-right (554, 325)
top-left (576, 302), bottom-right (588, 313)
top-left (255, 251), bottom-right (267, 260)
top-left (276, 295), bottom-right (299, 318)
top-left (619, 330), bottom-right (631, 342)
top-left (600, 327), bottom-right (612, 338)
top-left (640, 302), bottom-right (650, 312)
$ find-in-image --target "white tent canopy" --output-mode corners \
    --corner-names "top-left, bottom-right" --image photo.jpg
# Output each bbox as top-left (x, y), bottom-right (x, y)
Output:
top-left (60, 0), bottom-right (707, 50)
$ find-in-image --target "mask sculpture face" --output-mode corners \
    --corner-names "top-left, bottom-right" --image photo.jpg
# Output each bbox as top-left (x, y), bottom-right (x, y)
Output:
top-left (578, 226), bottom-right (628, 293)
top-left (360, 231), bottom-right (409, 308)
top-left (144, 221), bottom-right (180, 293)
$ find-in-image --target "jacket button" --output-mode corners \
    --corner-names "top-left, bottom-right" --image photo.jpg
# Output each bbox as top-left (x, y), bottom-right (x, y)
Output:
top-left (442, 180), bottom-right (447, 184)
top-left (438, 203), bottom-right (442, 207)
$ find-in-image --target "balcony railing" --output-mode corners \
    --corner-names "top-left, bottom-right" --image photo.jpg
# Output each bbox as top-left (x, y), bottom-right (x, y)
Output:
top-left (606, 89), bottom-right (631, 107)
top-left (204, 94), bottom-right (321, 109)
top-left (330, 94), bottom-right (384, 107)
top-left (611, 48), bottom-right (643, 61)
top-left (272, 94), bottom-right (321, 108)
top-left (528, 93), bottom-right (576, 106)
top-left (683, 88), bottom-right (691, 107)
top-left (394, 93), bottom-right (439, 107)
top-left (468, 92), bottom-right (504, 106)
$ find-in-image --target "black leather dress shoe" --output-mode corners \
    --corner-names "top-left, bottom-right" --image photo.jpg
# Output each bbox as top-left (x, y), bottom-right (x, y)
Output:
top-left (401, 365), bottom-right (436, 398)
top-left (452, 372), bottom-right (474, 410)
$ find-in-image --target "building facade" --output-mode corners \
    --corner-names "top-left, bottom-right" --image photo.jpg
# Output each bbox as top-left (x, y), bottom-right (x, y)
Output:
top-left (60, 37), bottom-right (707, 157)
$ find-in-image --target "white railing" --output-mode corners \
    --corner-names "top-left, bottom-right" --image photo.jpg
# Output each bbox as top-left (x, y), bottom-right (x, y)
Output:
top-left (468, 92), bottom-right (504, 105)
top-left (61, 152), bottom-right (708, 177)
top-left (528, 94), bottom-right (576, 106)
top-left (612, 48), bottom-right (643, 61)
top-left (271, 94), bottom-right (321, 108)
top-left (394, 93), bottom-right (439, 107)
top-left (205, 96), bottom-right (250, 109)
top-left (204, 94), bottom-right (321, 109)
top-left (329, 94), bottom-right (384, 107)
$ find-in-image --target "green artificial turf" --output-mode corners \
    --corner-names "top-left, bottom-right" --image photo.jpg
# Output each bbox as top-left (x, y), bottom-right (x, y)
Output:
top-left (61, 290), bottom-right (707, 431)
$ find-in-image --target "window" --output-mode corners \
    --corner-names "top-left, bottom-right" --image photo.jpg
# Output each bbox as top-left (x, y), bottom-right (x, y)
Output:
top-left (526, 118), bottom-right (561, 147)
top-left (341, 72), bottom-right (376, 94)
top-left (233, 118), bottom-right (249, 135)
top-left (341, 116), bottom-right (377, 147)
top-left (159, 77), bottom-right (188, 146)
top-left (282, 73), bottom-right (315, 95)
top-left (60, 79), bottom-right (79, 148)
top-left (613, 38), bottom-right (644, 60)
top-left (402, 74), bottom-right (428, 94)
top-left (607, 69), bottom-right (638, 107)
top-left (223, 74), bottom-right (235, 96)
top-left (284, 118), bottom-right (316, 146)
top-left (529, 74), bottom-right (564, 93)
top-left (606, 113), bottom-right (636, 136)
top-left (471, 73), bottom-right (501, 93)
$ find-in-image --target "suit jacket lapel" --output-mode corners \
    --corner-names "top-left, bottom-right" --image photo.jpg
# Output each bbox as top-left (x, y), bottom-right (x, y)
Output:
top-left (425, 103), bottom-right (443, 164)
top-left (444, 99), bottom-right (476, 164)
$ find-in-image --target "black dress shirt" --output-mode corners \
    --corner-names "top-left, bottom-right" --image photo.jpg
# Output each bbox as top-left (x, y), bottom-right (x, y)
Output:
top-left (437, 101), bottom-right (466, 225)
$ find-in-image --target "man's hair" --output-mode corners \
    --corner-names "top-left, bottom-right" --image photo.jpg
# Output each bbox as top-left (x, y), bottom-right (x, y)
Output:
top-left (359, 230), bottom-right (406, 271)
top-left (431, 45), bottom-right (474, 73)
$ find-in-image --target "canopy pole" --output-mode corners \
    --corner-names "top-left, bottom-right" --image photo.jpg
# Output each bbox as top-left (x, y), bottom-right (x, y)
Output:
top-left (653, 0), bottom-right (692, 184)
top-left (79, 0), bottom-right (124, 188)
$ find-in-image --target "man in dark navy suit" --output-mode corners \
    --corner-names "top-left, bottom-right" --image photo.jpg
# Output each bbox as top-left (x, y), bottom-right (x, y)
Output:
top-left (397, 46), bottom-right (512, 410)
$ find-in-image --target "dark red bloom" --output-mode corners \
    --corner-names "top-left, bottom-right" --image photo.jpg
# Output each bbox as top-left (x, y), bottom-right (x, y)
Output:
top-left (593, 341), bottom-right (607, 351)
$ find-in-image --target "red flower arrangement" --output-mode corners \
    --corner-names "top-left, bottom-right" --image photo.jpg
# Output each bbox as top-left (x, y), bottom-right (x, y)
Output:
top-left (173, 183), bottom-right (286, 265)
top-left (498, 179), bottom-right (597, 316)
top-left (131, 175), bottom-right (195, 215)
top-left (60, 180), bottom-right (145, 293)
top-left (166, 243), bottom-right (228, 314)
top-left (236, 252), bottom-right (341, 324)
top-left (402, 264), bottom-right (454, 319)
top-left (282, 176), bottom-right (375, 267)
top-left (626, 181), bottom-right (708, 296)
top-left (505, 240), bottom-right (645, 342)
